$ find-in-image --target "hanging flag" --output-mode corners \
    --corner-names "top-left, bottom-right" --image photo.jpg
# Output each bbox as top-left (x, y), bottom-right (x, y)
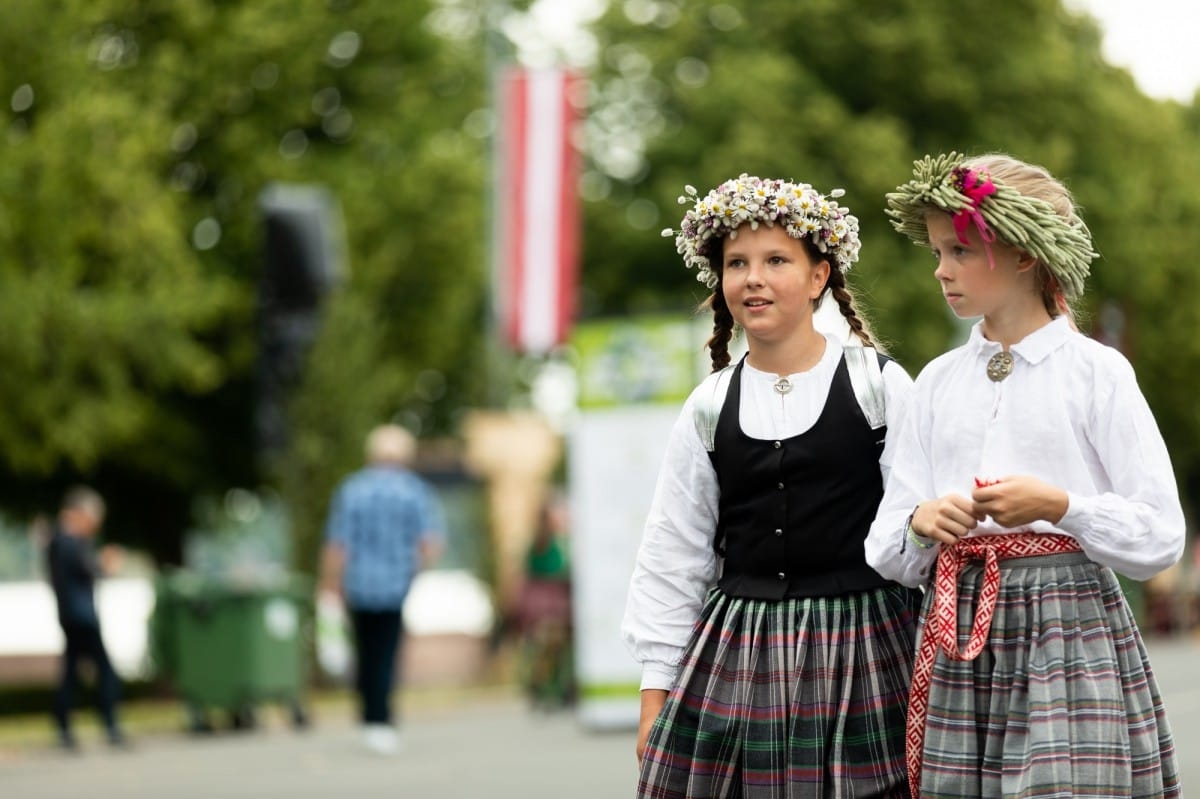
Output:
top-left (493, 67), bottom-right (583, 354)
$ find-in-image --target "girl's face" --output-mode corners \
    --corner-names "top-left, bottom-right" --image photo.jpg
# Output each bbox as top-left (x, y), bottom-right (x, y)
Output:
top-left (720, 224), bottom-right (829, 346)
top-left (926, 212), bottom-right (1033, 320)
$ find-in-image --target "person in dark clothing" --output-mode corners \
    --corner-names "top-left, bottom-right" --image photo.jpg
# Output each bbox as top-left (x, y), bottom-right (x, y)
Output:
top-left (45, 485), bottom-right (126, 749)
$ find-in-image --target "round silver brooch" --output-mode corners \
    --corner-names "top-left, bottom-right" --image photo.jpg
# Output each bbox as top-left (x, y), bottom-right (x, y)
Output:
top-left (986, 351), bottom-right (1014, 382)
top-left (772, 377), bottom-right (793, 395)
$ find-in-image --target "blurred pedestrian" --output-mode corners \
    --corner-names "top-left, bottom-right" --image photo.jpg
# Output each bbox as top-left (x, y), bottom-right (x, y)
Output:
top-left (46, 485), bottom-right (127, 750)
top-left (515, 493), bottom-right (573, 710)
top-left (870, 152), bottom-right (1182, 798)
top-left (623, 175), bottom-right (920, 797)
top-left (320, 424), bottom-right (445, 755)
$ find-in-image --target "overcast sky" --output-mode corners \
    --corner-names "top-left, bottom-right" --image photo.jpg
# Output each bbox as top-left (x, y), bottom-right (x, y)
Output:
top-left (1066, 0), bottom-right (1200, 102)
top-left (527, 0), bottom-right (1200, 103)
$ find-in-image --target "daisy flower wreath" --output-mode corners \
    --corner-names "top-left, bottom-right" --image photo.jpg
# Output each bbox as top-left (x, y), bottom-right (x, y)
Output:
top-left (663, 174), bottom-right (862, 289)
top-left (885, 152), bottom-right (1097, 299)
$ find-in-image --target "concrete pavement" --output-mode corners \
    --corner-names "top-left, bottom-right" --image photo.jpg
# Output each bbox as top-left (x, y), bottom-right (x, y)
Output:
top-left (2, 637), bottom-right (1197, 798)
top-left (0, 689), bottom-right (639, 799)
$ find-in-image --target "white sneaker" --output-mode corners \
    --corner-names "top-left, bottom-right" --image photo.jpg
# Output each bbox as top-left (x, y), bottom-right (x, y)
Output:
top-left (363, 724), bottom-right (400, 755)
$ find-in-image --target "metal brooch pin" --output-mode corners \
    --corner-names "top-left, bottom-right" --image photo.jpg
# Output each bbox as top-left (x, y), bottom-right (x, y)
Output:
top-left (772, 376), bottom-right (793, 395)
top-left (986, 351), bottom-right (1014, 382)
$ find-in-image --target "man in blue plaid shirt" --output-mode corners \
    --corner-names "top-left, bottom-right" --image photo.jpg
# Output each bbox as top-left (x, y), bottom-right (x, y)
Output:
top-left (320, 424), bottom-right (445, 755)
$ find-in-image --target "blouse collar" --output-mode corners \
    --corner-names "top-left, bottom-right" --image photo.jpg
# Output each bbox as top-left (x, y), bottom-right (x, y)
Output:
top-left (742, 334), bottom-right (843, 381)
top-left (967, 316), bottom-right (1072, 366)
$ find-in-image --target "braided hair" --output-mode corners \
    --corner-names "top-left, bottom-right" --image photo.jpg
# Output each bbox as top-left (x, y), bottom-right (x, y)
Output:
top-left (824, 265), bottom-right (876, 348)
top-left (702, 287), bottom-right (736, 371)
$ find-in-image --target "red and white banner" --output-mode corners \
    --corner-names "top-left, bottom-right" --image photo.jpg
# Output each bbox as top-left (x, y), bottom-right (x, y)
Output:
top-left (493, 67), bottom-right (583, 354)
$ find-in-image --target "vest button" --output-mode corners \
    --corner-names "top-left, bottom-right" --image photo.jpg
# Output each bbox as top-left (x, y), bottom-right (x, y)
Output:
top-left (773, 440), bottom-right (782, 449)
top-left (777, 572), bottom-right (786, 580)
top-left (774, 528), bottom-right (782, 536)
top-left (777, 482), bottom-right (784, 490)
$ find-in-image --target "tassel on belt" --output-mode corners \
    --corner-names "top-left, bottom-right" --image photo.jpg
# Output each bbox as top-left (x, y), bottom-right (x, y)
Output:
top-left (906, 532), bottom-right (1084, 799)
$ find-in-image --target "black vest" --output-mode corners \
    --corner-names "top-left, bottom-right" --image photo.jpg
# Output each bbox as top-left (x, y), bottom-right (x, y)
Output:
top-left (709, 355), bottom-right (891, 599)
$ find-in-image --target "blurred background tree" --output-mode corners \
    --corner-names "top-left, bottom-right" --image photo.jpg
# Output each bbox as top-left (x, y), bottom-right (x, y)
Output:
top-left (1, 0), bottom-right (1199, 570)
top-left (580, 0), bottom-right (1200, 511)
top-left (0, 0), bottom-right (492, 567)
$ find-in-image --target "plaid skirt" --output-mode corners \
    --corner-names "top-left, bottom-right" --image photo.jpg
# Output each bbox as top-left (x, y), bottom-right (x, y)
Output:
top-left (915, 552), bottom-right (1179, 799)
top-left (637, 584), bottom-right (922, 799)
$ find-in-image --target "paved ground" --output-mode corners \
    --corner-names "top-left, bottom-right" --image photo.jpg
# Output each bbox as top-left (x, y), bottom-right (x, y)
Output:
top-left (2, 637), bottom-right (1197, 799)
top-left (0, 687), bottom-right (638, 799)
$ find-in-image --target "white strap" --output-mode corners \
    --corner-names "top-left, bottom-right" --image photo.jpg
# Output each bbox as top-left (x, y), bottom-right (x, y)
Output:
top-left (694, 364), bottom-right (736, 452)
top-left (844, 344), bottom-right (886, 430)
top-left (694, 346), bottom-right (887, 451)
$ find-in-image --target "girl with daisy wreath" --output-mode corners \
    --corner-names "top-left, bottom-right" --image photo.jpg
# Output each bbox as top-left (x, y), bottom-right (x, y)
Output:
top-left (866, 152), bottom-right (1182, 798)
top-left (622, 174), bottom-right (921, 797)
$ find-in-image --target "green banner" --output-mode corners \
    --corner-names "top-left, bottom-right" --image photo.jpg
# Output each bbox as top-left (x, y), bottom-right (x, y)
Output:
top-left (572, 314), bottom-right (705, 408)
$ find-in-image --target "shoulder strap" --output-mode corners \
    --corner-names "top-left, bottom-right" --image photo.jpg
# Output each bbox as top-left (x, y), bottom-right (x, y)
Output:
top-left (694, 347), bottom-right (887, 449)
top-left (694, 364), bottom-right (737, 452)
top-left (843, 344), bottom-right (887, 430)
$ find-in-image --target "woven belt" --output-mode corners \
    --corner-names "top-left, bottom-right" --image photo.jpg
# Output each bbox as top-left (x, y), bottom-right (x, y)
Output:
top-left (906, 532), bottom-right (1084, 799)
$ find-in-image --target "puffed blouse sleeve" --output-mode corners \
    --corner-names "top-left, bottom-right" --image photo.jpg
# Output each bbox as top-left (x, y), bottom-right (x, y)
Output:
top-left (865, 364), bottom-right (942, 588)
top-left (879, 357), bottom-right (915, 488)
top-left (1055, 350), bottom-right (1185, 580)
top-left (620, 390), bottom-right (720, 691)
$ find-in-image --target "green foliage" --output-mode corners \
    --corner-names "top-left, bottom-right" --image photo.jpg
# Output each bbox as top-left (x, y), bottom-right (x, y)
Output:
top-left (584, 0), bottom-right (1200, 507)
top-left (0, 0), bottom-right (492, 564)
top-left (7, 0), bottom-right (1200, 564)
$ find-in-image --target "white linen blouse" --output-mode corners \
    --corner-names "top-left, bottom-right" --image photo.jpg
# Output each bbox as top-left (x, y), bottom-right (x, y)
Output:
top-left (620, 335), bottom-right (914, 690)
top-left (864, 316), bottom-right (1185, 589)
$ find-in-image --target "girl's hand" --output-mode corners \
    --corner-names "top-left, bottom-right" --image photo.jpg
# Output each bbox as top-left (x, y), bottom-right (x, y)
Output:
top-left (912, 494), bottom-right (982, 545)
top-left (971, 476), bottom-right (1069, 528)
top-left (636, 689), bottom-right (669, 765)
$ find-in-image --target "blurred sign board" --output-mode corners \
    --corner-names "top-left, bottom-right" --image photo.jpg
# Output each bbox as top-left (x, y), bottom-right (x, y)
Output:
top-left (567, 314), bottom-right (706, 729)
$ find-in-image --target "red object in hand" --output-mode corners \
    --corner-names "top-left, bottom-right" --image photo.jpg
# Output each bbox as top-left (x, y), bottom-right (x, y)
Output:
top-left (974, 477), bottom-right (1000, 488)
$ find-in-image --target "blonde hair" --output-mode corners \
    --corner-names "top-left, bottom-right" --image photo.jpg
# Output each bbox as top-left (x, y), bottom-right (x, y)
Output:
top-left (964, 153), bottom-right (1085, 320)
top-left (365, 424), bottom-right (416, 466)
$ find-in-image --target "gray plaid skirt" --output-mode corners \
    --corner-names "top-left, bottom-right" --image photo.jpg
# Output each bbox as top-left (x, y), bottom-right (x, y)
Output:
top-left (637, 584), bottom-right (922, 799)
top-left (915, 552), bottom-right (1179, 799)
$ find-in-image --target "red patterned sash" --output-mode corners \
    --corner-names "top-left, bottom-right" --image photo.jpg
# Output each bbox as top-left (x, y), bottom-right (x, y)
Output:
top-left (906, 533), bottom-right (1084, 799)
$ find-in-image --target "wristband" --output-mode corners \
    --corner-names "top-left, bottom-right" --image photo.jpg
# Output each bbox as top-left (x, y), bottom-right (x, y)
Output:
top-left (905, 505), bottom-right (935, 549)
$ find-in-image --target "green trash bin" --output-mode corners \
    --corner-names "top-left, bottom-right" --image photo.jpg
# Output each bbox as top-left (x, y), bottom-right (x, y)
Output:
top-left (154, 571), bottom-right (311, 731)
top-left (148, 574), bottom-right (180, 681)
